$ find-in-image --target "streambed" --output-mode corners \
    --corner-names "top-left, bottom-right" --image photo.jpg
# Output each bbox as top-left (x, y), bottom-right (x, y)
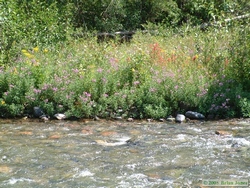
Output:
top-left (0, 118), bottom-right (250, 187)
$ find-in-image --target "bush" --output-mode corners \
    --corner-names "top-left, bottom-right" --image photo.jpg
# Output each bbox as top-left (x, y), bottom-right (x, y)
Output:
top-left (0, 0), bottom-right (73, 65)
top-left (227, 24), bottom-right (250, 91)
top-left (239, 98), bottom-right (250, 118)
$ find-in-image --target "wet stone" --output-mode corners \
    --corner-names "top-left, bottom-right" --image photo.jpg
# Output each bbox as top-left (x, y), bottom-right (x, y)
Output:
top-left (19, 131), bottom-right (33, 135)
top-left (166, 117), bottom-right (175, 122)
top-left (185, 111), bottom-right (205, 119)
top-left (54, 113), bottom-right (66, 120)
top-left (101, 131), bottom-right (118, 136)
top-left (176, 114), bottom-right (185, 123)
top-left (215, 130), bottom-right (231, 136)
top-left (127, 118), bottom-right (134, 122)
top-left (81, 129), bottom-right (93, 135)
top-left (49, 134), bottom-right (61, 139)
top-left (0, 165), bottom-right (12, 173)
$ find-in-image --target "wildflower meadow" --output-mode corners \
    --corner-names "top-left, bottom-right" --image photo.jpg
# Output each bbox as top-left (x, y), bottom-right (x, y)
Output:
top-left (0, 24), bottom-right (249, 119)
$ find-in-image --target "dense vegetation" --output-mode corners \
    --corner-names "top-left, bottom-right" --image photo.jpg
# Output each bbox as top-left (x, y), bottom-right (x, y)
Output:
top-left (0, 0), bottom-right (249, 119)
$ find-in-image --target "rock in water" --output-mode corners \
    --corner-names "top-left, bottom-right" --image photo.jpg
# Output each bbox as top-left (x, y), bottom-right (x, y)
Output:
top-left (176, 114), bottom-right (185, 123)
top-left (33, 107), bottom-right (45, 118)
top-left (185, 111), bottom-right (205, 119)
top-left (54, 113), bottom-right (66, 120)
top-left (95, 136), bottom-right (132, 147)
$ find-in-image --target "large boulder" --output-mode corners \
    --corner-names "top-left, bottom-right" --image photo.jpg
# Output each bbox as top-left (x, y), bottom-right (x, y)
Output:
top-left (185, 111), bottom-right (205, 119)
top-left (33, 106), bottom-right (45, 118)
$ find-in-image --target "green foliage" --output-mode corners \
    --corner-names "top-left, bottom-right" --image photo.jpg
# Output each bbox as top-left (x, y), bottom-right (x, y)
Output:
top-left (0, 7), bottom-right (250, 119)
top-left (239, 98), bottom-right (250, 118)
top-left (199, 75), bottom-right (243, 118)
top-left (1, 0), bottom-right (249, 65)
top-left (227, 24), bottom-right (250, 90)
top-left (0, 0), bottom-right (73, 64)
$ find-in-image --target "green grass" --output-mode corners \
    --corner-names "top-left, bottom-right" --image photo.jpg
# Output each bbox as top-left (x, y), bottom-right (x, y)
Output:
top-left (0, 25), bottom-right (249, 119)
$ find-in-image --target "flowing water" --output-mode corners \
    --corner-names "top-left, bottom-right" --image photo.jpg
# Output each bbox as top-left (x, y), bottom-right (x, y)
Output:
top-left (0, 118), bottom-right (250, 187)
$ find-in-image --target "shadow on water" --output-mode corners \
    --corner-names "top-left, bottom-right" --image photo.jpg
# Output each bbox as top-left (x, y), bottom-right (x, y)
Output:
top-left (0, 118), bottom-right (250, 187)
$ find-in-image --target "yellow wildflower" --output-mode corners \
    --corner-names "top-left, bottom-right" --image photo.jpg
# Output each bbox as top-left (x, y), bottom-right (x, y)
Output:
top-left (1, 100), bottom-right (5, 105)
top-left (44, 48), bottom-right (48, 53)
top-left (13, 67), bottom-right (18, 74)
top-left (132, 68), bottom-right (135, 72)
top-left (21, 49), bottom-right (28, 53)
top-left (23, 52), bottom-right (34, 59)
top-left (33, 47), bottom-right (39, 52)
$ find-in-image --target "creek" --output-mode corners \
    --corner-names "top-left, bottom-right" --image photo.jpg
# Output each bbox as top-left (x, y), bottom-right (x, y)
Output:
top-left (0, 119), bottom-right (250, 187)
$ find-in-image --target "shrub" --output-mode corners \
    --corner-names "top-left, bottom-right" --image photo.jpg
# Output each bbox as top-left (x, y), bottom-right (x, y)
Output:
top-left (239, 98), bottom-right (250, 118)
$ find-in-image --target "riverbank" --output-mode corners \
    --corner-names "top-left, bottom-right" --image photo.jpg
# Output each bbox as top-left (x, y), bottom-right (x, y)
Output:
top-left (0, 26), bottom-right (250, 120)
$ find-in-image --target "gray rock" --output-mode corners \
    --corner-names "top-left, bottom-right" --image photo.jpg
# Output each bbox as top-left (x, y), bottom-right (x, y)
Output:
top-left (127, 117), bottom-right (134, 122)
top-left (33, 107), bottom-right (45, 118)
top-left (40, 115), bottom-right (49, 121)
top-left (114, 116), bottom-right (123, 120)
top-left (147, 119), bottom-right (153, 122)
top-left (94, 116), bottom-right (100, 121)
top-left (185, 111), bottom-right (205, 119)
top-left (176, 114), bottom-right (185, 123)
top-left (95, 136), bottom-right (132, 147)
top-left (166, 117), bottom-right (175, 122)
top-left (54, 113), bottom-right (66, 120)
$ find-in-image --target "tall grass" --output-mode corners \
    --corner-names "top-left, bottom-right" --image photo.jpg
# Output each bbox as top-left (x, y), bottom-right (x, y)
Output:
top-left (0, 25), bottom-right (249, 119)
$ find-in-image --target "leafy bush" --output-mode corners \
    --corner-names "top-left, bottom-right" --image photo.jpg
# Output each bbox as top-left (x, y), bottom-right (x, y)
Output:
top-left (239, 98), bottom-right (250, 118)
top-left (0, 0), bottom-right (73, 65)
top-left (199, 74), bottom-right (243, 118)
top-left (227, 24), bottom-right (250, 90)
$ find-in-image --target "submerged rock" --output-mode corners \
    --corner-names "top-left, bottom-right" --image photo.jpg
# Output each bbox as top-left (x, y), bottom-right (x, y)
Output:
top-left (175, 114), bottom-right (185, 123)
top-left (215, 130), bottom-right (231, 136)
top-left (185, 111), bottom-right (205, 119)
top-left (95, 135), bottom-right (132, 146)
top-left (95, 140), bottom-right (128, 146)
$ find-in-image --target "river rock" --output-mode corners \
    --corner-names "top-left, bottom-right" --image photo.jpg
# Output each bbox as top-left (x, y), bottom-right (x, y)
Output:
top-left (54, 113), bottom-right (66, 120)
top-left (175, 114), bottom-right (185, 123)
top-left (33, 106), bottom-right (45, 118)
top-left (166, 117), bottom-right (175, 122)
top-left (39, 115), bottom-right (49, 121)
top-left (114, 116), bottom-right (123, 120)
top-left (127, 117), bottom-right (134, 122)
top-left (215, 130), bottom-right (231, 136)
top-left (166, 115), bottom-right (175, 122)
top-left (185, 111), bottom-right (205, 119)
top-left (95, 136), bottom-right (131, 147)
top-left (94, 116), bottom-right (100, 121)
top-left (159, 118), bottom-right (165, 122)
